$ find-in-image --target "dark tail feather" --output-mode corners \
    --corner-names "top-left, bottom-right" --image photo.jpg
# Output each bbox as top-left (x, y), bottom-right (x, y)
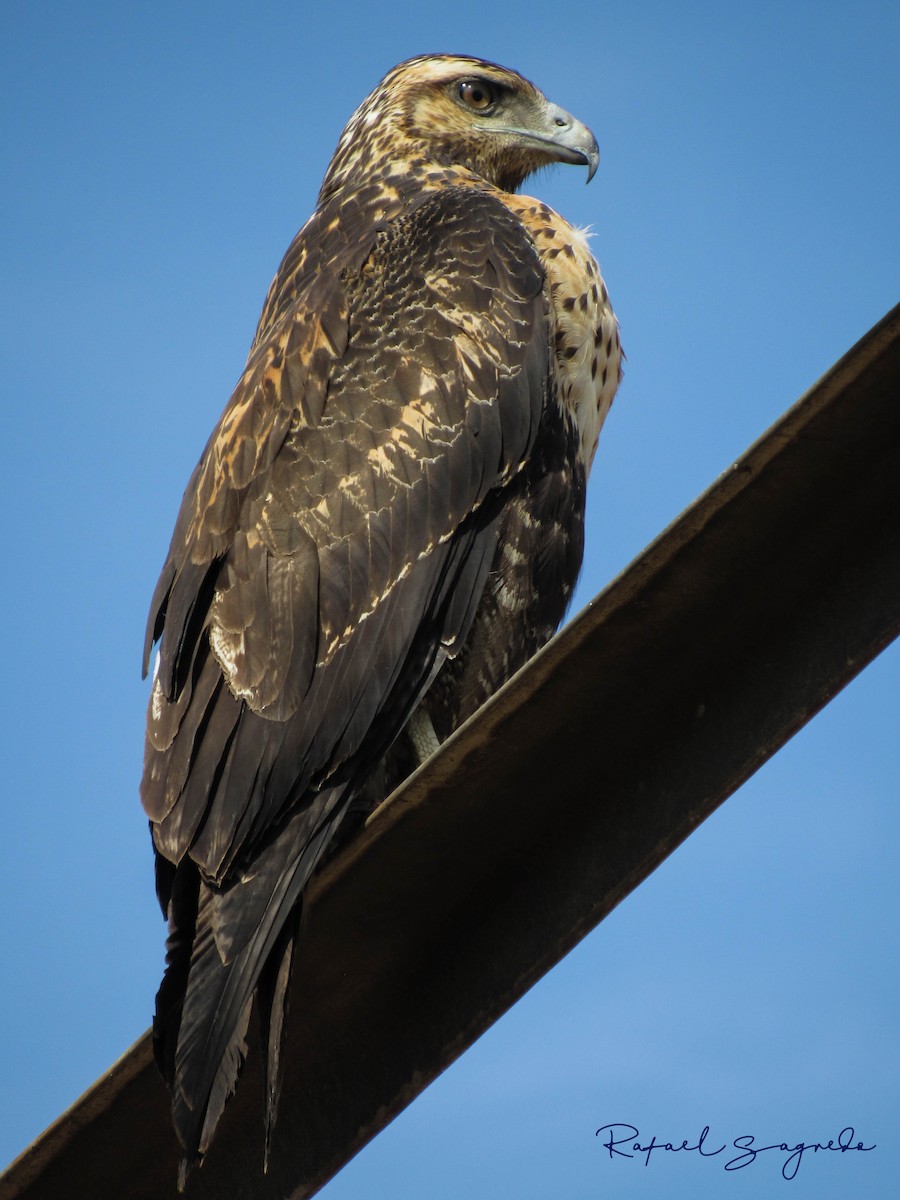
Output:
top-left (257, 912), bottom-right (299, 1171)
top-left (153, 855), bottom-right (199, 1090)
top-left (163, 788), bottom-right (352, 1185)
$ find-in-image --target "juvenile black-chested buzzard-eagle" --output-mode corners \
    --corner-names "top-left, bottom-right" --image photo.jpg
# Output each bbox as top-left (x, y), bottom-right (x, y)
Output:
top-left (141, 53), bottom-right (622, 1181)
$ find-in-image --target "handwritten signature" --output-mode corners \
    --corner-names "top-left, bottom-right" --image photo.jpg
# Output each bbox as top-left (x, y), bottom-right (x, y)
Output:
top-left (595, 1123), bottom-right (876, 1181)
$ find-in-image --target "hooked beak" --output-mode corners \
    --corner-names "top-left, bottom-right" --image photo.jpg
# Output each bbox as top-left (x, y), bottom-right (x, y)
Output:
top-left (497, 101), bottom-right (600, 183)
top-left (542, 103), bottom-right (600, 182)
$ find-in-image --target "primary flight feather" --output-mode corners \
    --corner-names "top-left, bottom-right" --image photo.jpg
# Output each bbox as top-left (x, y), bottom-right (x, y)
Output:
top-left (141, 53), bottom-right (621, 1182)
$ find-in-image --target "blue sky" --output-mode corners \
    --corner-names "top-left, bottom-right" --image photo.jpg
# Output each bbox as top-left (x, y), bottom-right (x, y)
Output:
top-left (1, 2), bottom-right (897, 1196)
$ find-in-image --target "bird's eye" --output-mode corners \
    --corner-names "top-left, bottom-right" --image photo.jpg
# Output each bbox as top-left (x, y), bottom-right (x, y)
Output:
top-left (458, 80), bottom-right (496, 112)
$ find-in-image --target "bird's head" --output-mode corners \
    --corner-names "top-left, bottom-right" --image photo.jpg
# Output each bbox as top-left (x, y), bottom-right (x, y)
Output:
top-left (319, 54), bottom-right (599, 200)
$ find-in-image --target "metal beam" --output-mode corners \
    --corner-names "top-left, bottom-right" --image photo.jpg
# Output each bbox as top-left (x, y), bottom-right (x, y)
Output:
top-left (4, 303), bottom-right (899, 1200)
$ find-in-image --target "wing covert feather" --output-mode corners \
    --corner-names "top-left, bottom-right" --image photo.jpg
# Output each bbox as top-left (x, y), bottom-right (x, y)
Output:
top-left (142, 186), bottom-right (549, 882)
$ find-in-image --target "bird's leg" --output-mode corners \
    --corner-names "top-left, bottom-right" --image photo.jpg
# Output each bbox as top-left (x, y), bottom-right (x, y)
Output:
top-left (406, 705), bottom-right (441, 765)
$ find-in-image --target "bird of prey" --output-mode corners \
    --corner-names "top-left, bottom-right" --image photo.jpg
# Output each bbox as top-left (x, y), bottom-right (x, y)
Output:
top-left (141, 53), bottom-right (621, 1181)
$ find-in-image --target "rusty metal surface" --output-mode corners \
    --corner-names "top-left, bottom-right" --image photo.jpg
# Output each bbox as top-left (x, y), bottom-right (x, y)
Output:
top-left (3, 303), bottom-right (898, 1200)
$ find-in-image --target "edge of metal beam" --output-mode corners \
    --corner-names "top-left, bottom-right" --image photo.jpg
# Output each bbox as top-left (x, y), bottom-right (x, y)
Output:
top-left (3, 302), bottom-right (899, 1200)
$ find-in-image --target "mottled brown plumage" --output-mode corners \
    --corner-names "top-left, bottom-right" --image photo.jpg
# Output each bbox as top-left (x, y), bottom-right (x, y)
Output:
top-left (142, 54), bottom-right (621, 1183)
